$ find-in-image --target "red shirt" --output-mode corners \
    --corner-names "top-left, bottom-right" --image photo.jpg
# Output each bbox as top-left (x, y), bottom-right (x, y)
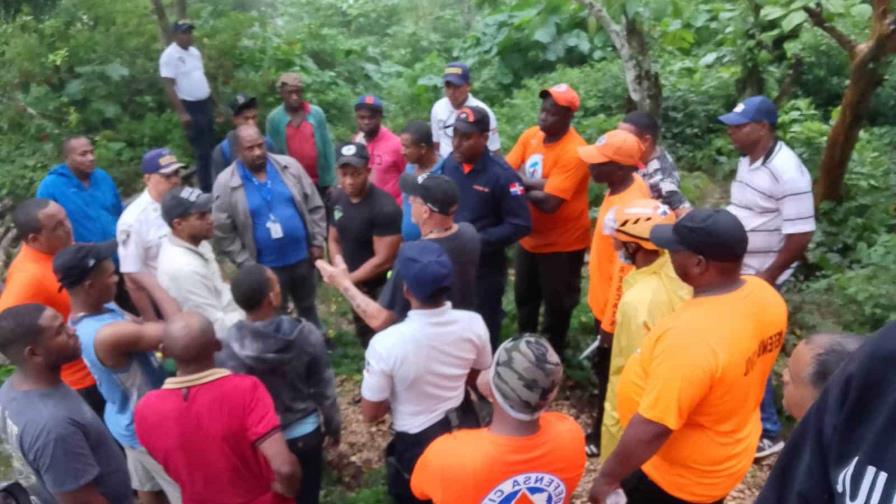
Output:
top-left (285, 103), bottom-right (319, 182)
top-left (135, 371), bottom-right (289, 504)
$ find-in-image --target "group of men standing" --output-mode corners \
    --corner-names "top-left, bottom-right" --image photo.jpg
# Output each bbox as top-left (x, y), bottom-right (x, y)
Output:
top-left (0, 16), bottom-right (827, 504)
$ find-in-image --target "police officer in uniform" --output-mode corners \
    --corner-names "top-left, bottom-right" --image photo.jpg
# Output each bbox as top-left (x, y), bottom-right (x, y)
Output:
top-left (442, 106), bottom-right (531, 348)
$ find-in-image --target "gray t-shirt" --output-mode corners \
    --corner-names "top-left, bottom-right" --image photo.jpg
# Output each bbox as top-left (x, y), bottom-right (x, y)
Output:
top-left (0, 381), bottom-right (131, 503)
top-left (379, 222), bottom-right (481, 319)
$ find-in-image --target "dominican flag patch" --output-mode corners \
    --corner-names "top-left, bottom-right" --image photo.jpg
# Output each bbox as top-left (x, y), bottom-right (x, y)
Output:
top-left (509, 182), bottom-right (525, 196)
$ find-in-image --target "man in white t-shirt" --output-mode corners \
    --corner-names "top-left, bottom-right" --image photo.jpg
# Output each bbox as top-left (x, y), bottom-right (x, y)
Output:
top-left (117, 148), bottom-right (184, 321)
top-left (361, 239), bottom-right (491, 503)
top-left (430, 62), bottom-right (500, 157)
top-left (719, 94), bottom-right (815, 459)
top-left (159, 19), bottom-right (215, 192)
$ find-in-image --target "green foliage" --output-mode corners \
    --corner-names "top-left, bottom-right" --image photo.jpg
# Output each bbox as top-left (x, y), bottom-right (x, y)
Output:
top-left (788, 129), bottom-right (896, 335)
top-left (493, 61), bottom-right (627, 145)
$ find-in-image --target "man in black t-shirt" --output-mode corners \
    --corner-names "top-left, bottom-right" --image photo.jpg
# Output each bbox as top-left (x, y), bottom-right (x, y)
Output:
top-left (316, 173), bottom-right (480, 331)
top-left (327, 142), bottom-right (402, 346)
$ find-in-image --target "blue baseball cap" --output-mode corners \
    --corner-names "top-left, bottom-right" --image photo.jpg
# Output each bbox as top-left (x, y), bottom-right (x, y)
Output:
top-left (718, 96), bottom-right (778, 126)
top-left (354, 95), bottom-right (383, 112)
top-left (443, 62), bottom-right (470, 86)
top-left (395, 240), bottom-right (453, 302)
top-left (141, 148), bottom-right (184, 175)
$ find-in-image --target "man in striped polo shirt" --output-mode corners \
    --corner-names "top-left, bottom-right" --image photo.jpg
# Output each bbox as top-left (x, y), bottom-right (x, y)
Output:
top-left (719, 95), bottom-right (815, 459)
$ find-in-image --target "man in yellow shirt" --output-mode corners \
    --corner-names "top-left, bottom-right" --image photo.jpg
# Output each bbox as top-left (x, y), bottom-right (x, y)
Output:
top-left (600, 199), bottom-right (691, 460)
top-left (577, 129), bottom-right (651, 457)
top-left (589, 208), bottom-right (787, 504)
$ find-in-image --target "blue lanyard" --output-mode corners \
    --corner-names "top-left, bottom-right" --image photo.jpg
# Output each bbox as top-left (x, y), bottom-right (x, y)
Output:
top-left (238, 161), bottom-right (276, 217)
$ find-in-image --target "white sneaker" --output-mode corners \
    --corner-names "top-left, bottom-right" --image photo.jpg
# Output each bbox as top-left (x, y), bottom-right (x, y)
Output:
top-left (756, 437), bottom-right (784, 458)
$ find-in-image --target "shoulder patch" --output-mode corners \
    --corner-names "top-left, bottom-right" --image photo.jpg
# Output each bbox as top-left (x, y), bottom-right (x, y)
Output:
top-left (508, 182), bottom-right (526, 196)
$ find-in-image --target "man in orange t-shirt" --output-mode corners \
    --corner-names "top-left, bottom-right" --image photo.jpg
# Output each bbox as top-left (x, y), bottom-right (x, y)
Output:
top-left (411, 335), bottom-right (586, 503)
top-left (577, 129), bottom-right (650, 457)
top-left (0, 198), bottom-right (102, 414)
top-left (588, 209), bottom-right (787, 504)
top-left (505, 84), bottom-right (591, 355)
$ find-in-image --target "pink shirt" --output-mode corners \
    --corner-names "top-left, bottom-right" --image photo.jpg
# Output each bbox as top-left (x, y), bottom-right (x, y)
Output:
top-left (355, 126), bottom-right (405, 205)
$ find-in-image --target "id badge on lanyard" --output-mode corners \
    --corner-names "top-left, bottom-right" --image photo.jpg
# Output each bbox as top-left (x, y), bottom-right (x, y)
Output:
top-left (266, 215), bottom-right (284, 239)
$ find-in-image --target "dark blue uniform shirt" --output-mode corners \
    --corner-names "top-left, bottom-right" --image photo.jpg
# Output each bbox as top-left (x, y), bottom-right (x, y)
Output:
top-left (443, 152), bottom-right (531, 266)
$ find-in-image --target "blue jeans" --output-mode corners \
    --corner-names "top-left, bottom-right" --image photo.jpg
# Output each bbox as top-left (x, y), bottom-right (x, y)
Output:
top-left (760, 374), bottom-right (781, 439)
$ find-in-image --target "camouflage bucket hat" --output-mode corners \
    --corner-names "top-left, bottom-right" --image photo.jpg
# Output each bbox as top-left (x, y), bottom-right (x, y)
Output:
top-left (489, 335), bottom-right (563, 421)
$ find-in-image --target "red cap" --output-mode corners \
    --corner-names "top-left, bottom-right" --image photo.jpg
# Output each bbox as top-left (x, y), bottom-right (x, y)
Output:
top-left (577, 129), bottom-right (645, 169)
top-left (539, 83), bottom-right (580, 112)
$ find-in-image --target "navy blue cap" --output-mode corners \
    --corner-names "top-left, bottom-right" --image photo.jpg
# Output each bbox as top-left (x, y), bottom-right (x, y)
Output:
top-left (396, 241), bottom-right (453, 302)
top-left (141, 148), bottom-right (184, 175)
top-left (718, 96), bottom-right (778, 126)
top-left (172, 19), bottom-right (195, 33)
top-left (649, 208), bottom-right (748, 262)
top-left (354, 95), bottom-right (383, 112)
top-left (443, 62), bottom-right (470, 86)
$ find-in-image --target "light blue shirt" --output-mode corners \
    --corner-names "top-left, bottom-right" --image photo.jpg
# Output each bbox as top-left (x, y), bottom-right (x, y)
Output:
top-left (400, 159), bottom-right (444, 241)
top-left (73, 304), bottom-right (165, 448)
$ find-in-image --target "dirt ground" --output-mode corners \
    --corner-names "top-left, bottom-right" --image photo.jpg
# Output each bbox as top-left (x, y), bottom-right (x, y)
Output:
top-left (324, 377), bottom-right (775, 503)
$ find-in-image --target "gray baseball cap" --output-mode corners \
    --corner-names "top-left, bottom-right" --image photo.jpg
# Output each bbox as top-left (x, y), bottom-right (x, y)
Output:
top-left (490, 335), bottom-right (563, 420)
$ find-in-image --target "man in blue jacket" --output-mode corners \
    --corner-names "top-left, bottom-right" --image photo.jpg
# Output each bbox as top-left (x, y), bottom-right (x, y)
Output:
top-left (37, 136), bottom-right (123, 244)
top-left (442, 106), bottom-right (531, 348)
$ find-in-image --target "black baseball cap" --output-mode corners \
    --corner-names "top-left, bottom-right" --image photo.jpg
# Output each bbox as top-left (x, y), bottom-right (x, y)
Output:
top-left (229, 93), bottom-right (257, 116)
top-left (449, 106), bottom-right (489, 134)
top-left (172, 19), bottom-right (195, 33)
top-left (649, 208), bottom-right (748, 262)
top-left (53, 241), bottom-right (117, 290)
top-left (335, 142), bottom-right (370, 169)
top-left (161, 186), bottom-right (213, 226)
top-left (399, 173), bottom-right (459, 215)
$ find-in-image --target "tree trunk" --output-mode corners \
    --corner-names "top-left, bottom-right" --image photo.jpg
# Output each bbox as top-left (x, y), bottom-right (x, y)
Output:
top-left (149, 0), bottom-right (171, 47)
top-left (815, 57), bottom-right (886, 203)
top-left (576, 0), bottom-right (662, 117)
top-left (808, 0), bottom-right (896, 203)
top-left (623, 14), bottom-right (662, 117)
top-left (175, 0), bottom-right (187, 20)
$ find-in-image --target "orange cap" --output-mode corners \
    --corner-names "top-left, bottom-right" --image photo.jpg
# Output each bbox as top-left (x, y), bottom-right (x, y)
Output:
top-left (539, 83), bottom-right (580, 112)
top-left (577, 129), bottom-right (645, 168)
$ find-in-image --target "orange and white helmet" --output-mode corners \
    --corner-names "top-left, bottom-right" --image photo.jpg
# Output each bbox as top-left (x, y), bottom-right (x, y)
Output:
top-left (608, 199), bottom-right (675, 250)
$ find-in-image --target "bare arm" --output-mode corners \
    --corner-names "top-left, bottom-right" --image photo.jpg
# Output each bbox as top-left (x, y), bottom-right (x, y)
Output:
top-left (588, 413), bottom-right (673, 503)
top-left (758, 231), bottom-right (813, 284)
top-left (124, 272), bottom-right (182, 320)
top-left (93, 321), bottom-right (165, 369)
top-left (161, 77), bottom-right (190, 126)
top-left (123, 273), bottom-right (160, 321)
top-left (348, 234), bottom-right (401, 285)
top-left (526, 191), bottom-right (564, 214)
top-left (315, 257), bottom-right (396, 331)
top-left (466, 368), bottom-right (481, 387)
top-left (55, 483), bottom-right (111, 504)
top-left (256, 431), bottom-right (301, 499)
top-left (360, 398), bottom-right (390, 423)
top-left (327, 226), bottom-right (343, 262)
top-left (519, 170), bottom-right (565, 214)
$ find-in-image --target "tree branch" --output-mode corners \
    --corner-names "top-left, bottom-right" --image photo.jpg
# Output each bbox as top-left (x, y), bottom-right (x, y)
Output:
top-left (804, 5), bottom-right (857, 58)
top-left (149, 0), bottom-right (172, 47)
top-left (576, 0), bottom-right (626, 49)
